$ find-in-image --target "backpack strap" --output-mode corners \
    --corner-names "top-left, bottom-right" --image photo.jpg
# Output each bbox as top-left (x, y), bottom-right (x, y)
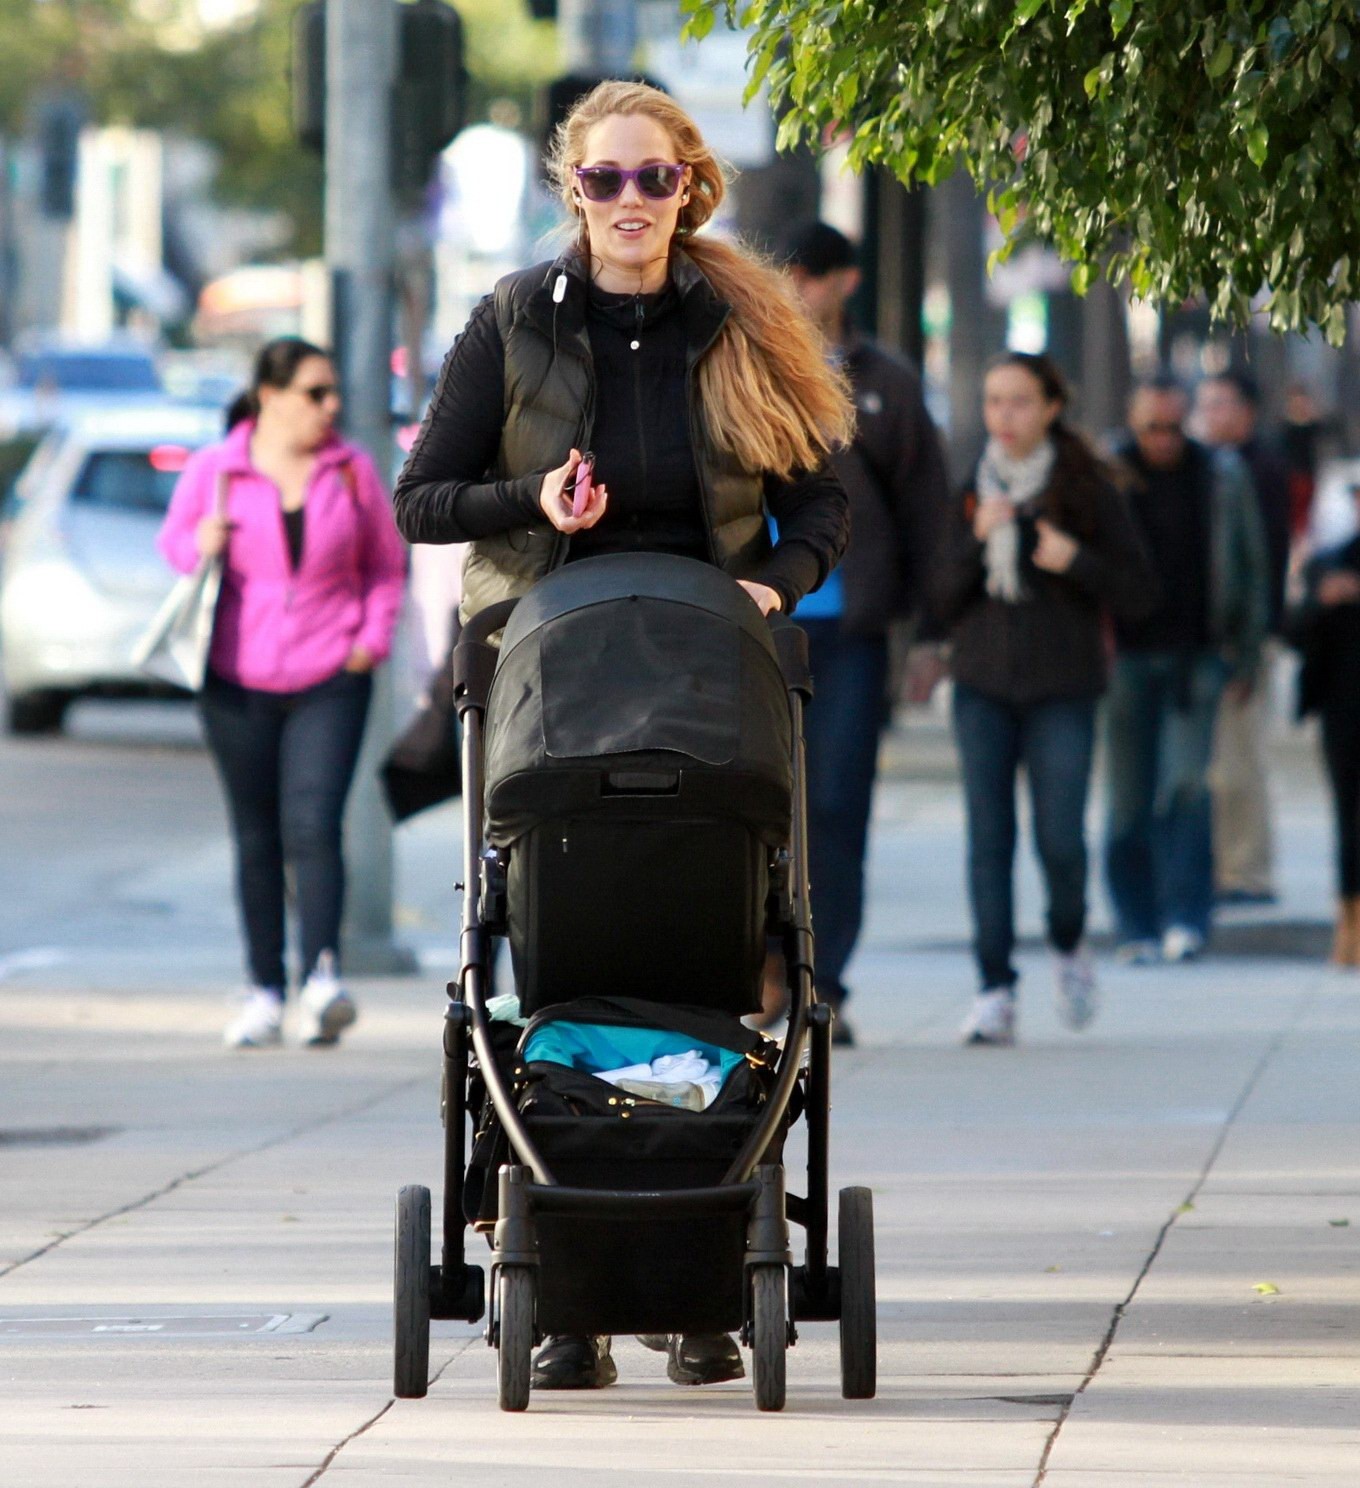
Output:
top-left (340, 458), bottom-right (361, 506)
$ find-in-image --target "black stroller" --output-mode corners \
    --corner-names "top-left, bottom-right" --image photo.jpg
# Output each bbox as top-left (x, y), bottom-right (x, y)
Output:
top-left (392, 552), bottom-right (876, 1412)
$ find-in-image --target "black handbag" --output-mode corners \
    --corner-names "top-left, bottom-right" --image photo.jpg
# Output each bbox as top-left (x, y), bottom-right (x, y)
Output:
top-left (381, 623), bottom-right (462, 821)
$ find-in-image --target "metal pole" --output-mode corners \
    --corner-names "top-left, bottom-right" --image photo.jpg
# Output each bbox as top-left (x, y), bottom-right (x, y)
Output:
top-left (326, 0), bottom-right (416, 974)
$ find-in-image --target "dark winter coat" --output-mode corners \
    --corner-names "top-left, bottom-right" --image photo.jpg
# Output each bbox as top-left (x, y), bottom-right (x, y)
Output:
top-left (1289, 535), bottom-right (1360, 721)
top-left (393, 248), bottom-right (849, 620)
top-left (1108, 437), bottom-right (1271, 679)
top-left (930, 437), bottom-right (1157, 705)
top-left (828, 335), bottom-right (950, 637)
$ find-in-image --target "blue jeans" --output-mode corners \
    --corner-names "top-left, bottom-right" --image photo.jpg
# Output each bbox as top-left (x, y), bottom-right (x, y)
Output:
top-left (802, 621), bottom-right (890, 1006)
top-left (1103, 652), bottom-right (1228, 945)
top-left (952, 683), bottom-right (1097, 992)
top-left (200, 668), bottom-right (372, 991)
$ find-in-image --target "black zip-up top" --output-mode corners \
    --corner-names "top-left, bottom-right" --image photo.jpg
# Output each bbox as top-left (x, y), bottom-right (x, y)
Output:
top-left (569, 280), bottom-right (707, 562)
top-left (392, 248), bottom-right (849, 620)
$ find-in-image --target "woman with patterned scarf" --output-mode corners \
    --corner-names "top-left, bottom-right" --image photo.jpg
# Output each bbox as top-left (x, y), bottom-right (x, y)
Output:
top-left (932, 353), bottom-right (1155, 1046)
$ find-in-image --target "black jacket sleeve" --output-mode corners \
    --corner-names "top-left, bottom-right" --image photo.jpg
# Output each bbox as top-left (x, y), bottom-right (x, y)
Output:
top-left (929, 489), bottom-right (988, 631)
top-left (392, 295), bottom-right (547, 545)
top-left (756, 462), bottom-right (851, 613)
top-left (1063, 478), bottom-right (1160, 621)
top-left (891, 390), bottom-right (951, 637)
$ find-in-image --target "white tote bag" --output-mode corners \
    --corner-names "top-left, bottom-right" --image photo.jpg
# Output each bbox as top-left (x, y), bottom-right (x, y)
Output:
top-left (131, 472), bottom-right (228, 692)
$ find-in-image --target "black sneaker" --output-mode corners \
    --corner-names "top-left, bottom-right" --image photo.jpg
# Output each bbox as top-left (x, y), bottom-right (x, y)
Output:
top-left (830, 1007), bottom-right (856, 1046)
top-left (661, 1333), bottom-right (745, 1386)
top-left (530, 1334), bottom-right (617, 1389)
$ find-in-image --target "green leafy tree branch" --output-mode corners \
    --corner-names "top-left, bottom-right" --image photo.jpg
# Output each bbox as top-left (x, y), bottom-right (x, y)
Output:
top-left (682, 0), bottom-right (1360, 342)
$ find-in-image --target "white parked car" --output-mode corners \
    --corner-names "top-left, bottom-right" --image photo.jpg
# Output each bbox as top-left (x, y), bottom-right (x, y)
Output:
top-left (0, 337), bottom-right (167, 440)
top-left (0, 403), bottom-right (221, 733)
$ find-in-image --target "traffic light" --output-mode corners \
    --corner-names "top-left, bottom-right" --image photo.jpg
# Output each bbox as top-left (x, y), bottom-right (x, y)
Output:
top-left (38, 97), bottom-right (83, 220)
top-left (393, 0), bottom-right (468, 202)
top-left (291, 1), bottom-right (325, 153)
top-left (292, 0), bottom-right (468, 201)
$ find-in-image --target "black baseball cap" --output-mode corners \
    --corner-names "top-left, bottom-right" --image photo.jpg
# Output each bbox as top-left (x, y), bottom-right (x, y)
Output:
top-left (781, 221), bottom-right (859, 277)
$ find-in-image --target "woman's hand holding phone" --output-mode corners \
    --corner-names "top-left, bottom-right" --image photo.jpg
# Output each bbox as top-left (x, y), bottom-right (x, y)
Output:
top-left (539, 448), bottom-right (607, 533)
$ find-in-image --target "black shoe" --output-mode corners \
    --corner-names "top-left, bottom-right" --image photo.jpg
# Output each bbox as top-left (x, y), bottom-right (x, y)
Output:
top-left (530, 1334), bottom-right (617, 1389)
top-left (663, 1333), bottom-right (745, 1386)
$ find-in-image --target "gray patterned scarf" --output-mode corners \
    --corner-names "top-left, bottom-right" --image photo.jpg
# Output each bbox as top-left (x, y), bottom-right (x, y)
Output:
top-left (976, 437), bottom-right (1056, 603)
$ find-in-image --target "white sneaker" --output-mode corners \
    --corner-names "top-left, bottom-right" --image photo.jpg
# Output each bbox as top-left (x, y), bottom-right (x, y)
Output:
top-left (1161, 926), bottom-right (1204, 964)
top-left (960, 989), bottom-right (1016, 1046)
top-left (296, 950), bottom-right (357, 1046)
top-left (224, 989), bottom-right (284, 1049)
top-left (1054, 946), bottom-right (1098, 1031)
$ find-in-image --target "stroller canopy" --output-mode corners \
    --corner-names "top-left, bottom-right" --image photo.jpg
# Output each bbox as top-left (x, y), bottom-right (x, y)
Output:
top-left (483, 553), bottom-right (793, 844)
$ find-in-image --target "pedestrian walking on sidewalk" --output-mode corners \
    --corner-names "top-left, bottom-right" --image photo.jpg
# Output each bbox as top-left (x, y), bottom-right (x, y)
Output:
top-left (1195, 371), bottom-right (1293, 907)
top-left (781, 220), bottom-right (951, 1048)
top-left (1289, 481), bottom-right (1360, 965)
top-left (157, 338), bottom-right (407, 1050)
top-left (1104, 375), bottom-right (1270, 965)
top-left (392, 81), bottom-right (852, 1395)
top-left (932, 353), bottom-right (1154, 1046)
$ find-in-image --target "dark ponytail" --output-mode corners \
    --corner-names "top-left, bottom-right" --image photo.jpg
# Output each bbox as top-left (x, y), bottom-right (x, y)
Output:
top-left (224, 335), bottom-right (331, 433)
top-left (985, 350), bottom-right (1108, 539)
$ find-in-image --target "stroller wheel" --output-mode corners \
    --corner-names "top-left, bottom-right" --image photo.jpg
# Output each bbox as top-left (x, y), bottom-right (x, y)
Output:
top-left (496, 1265), bottom-right (536, 1412)
top-left (749, 1264), bottom-right (788, 1412)
top-left (838, 1186), bottom-right (877, 1399)
top-left (393, 1185), bottom-right (432, 1398)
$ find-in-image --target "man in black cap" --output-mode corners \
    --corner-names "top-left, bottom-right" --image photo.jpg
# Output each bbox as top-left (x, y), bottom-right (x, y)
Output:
top-left (779, 220), bottom-right (950, 1044)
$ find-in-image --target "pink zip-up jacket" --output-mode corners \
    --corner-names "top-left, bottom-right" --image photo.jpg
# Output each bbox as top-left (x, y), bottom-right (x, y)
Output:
top-left (157, 420), bottom-right (407, 694)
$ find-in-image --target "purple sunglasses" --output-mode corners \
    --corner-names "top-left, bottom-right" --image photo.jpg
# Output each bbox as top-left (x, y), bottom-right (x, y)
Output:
top-left (573, 162), bottom-right (687, 203)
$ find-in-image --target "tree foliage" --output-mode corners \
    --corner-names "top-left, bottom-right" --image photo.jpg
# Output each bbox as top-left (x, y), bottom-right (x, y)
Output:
top-left (682, 0), bottom-right (1360, 342)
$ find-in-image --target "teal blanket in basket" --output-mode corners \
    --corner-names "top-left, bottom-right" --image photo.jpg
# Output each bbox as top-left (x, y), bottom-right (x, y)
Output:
top-left (522, 1021), bottom-right (745, 1082)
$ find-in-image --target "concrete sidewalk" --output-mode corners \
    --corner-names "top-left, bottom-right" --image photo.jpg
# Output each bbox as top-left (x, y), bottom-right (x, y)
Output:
top-left (2, 728), bottom-right (1358, 1485)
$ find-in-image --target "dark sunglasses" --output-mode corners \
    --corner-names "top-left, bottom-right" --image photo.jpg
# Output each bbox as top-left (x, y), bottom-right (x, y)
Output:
top-left (294, 382), bottom-right (340, 405)
top-left (1139, 420), bottom-right (1183, 436)
top-left (573, 163), bottom-right (686, 203)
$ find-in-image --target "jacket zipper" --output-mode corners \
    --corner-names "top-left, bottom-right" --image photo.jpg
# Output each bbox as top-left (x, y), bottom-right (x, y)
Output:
top-left (631, 294), bottom-right (650, 512)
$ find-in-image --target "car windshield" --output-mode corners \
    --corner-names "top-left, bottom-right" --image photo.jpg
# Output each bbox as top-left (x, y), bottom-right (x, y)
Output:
top-left (17, 352), bottom-right (162, 394)
top-left (70, 450), bottom-right (185, 514)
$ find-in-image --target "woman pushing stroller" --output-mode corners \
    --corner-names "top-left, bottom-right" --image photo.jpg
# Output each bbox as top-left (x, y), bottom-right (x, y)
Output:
top-left (394, 81), bottom-right (852, 1389)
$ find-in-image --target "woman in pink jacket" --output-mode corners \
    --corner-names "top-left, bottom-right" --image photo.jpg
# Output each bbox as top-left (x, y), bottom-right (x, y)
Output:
top-left (158, 337), bottom-right (407, 1049)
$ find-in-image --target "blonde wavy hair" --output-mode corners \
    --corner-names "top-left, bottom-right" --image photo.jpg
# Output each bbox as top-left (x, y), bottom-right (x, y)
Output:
top-left (546, 80), bottom-right (854, 480)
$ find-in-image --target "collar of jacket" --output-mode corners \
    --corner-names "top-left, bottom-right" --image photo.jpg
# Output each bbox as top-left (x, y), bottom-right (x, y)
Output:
top-left (1111, 433), bottom-right (1210, 494)
top-left (518, 245), bottom-right (730, 365)
top-left (219, 419), bottom-right (356, 478)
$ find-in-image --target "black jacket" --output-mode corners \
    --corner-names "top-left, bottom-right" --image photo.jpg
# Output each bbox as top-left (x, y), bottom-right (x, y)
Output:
top-left (1289, 536), bottom-right (1360, 720)
top-left (392, 250), bottom-right (849, 618)
top-left (827, 335), bottom-right (950, 637)
top-left (931, 444), bottom-right (1157, 705)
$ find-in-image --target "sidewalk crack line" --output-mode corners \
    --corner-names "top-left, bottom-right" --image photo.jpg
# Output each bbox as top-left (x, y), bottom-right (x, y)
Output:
top-left (300, 1399), bottom-right (394, 1487)
top-left (299, 1343), bottom-right (478, 1485)
top-left (0, 1074), bottom-right (423, 1281)
top-left (1031, 986), bottom-right (1317, 1485)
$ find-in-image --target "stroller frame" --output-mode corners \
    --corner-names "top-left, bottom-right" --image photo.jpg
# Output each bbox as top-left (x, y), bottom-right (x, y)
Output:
top-left (392, 590), bottom-right (876, 1412)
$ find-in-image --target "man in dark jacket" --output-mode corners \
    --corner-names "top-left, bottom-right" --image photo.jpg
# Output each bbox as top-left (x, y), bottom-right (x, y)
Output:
top-left (782, 221), bottom-right (950, 1043)
top-left (1195, 370), bottom-right (1292, 905)
top-left (1105, 375), bottom-right (1270, 963)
